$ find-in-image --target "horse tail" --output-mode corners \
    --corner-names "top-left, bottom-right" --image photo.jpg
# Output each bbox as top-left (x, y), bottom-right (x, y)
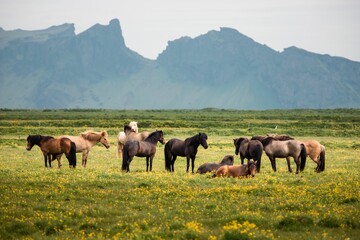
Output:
top-left (319, 145), bottom-right (325, 172)
top-left (164, 141), bottom-right (172, 171)
top-left (69, 141), bottom-right (77, 167)
top-left (122, 143), bottom-right (129, 171)
top-left (300, 143), bottom-right (307, 171)
top-left (254, 144), bottom-right (263, 172)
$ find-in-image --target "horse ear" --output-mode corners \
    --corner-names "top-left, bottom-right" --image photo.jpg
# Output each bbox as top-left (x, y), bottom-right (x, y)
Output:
top-left (101, 131), bottom-right (107, 137)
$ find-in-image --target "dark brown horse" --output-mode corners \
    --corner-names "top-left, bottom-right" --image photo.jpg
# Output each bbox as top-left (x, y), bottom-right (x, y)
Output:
top-left (233, 137), bottom-right (263, 172)
top-left (122, 130), bottom-right (165, 172)
top-left (26, 135), bottom-right (76, 168)
top-left (213, 161), bottom-right (257, 178)
top-left (251, 136), bottom-right (306, 174)
top-left (164, 133), bottom-right (208, 173)
top-left (196, 155), bottom-right (234, 174)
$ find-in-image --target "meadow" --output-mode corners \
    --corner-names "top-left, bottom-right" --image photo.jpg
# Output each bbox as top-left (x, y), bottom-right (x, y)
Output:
top-left (0, 109), bottom-right (359, 239)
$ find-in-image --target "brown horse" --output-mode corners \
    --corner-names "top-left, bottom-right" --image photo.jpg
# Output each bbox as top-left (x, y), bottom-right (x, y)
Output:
top-left (233, 137), bottom-right (263, 172)
top-left (117, 124), bottom-right (150, 158)
top-left (213, 161), bottom-right (257, 178)
top-left (251, 136), bottom-right (306, 174)
top-left (302, 140), bottom-right (325, 172)
top-left (60, 130), bottom-right (110, 167)
top-left (196, 155), bottom-right (234, 174)
top-left (122, 130), bottom-right (165, 172)
top-left (26, 135), bottom-right (76, 168)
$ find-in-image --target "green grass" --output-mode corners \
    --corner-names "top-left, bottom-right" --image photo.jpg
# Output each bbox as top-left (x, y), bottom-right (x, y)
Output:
top-left (0, 109), bottom-right (359, 239)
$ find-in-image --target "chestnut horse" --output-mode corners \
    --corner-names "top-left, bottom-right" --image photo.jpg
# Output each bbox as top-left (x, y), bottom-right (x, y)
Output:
top-left (213, 161), bottom-right (257, 178)
top-left (60, 130), bottom-right (110, 167)
top-left (122, 130), bottom-right (165, 172)
top-left (26, 135), bottom-right (76, 168)
top-left (196, 155), bottom-right (234, 174)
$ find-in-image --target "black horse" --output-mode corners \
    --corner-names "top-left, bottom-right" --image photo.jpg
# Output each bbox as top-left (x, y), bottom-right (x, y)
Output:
top-left (196, 155), bottom-right (234, 174)
top-left (122, 130), bottom-right (165, 172)
top-left (233, 137), bottom-right (263, 172)
top-left (164, 133), bottom-right (208, 173)
top-left (26, 135), bottom-right (76, 168)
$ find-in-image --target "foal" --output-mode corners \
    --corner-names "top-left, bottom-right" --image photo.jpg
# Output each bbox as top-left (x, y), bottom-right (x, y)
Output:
top-left (213, 161), bottom-right (257, 178)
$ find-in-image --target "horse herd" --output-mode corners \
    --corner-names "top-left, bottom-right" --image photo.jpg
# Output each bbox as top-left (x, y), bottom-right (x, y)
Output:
top-left (26, 121), bottom-right (326, 177)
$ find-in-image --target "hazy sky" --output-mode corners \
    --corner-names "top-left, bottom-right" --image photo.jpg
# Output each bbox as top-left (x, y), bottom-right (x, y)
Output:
top-left (1, 0), bottom-right (359, 61)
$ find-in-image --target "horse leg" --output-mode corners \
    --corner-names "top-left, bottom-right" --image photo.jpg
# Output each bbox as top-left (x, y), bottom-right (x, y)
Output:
top-left (146, 157), bottom-right (149, 172)
top-left (171, 156), bottom-right (177, 172)
top-left (240, 154), bottom-right (245, 165)
top-left (150, 156), bottom-right (154, 171)
top-left (43, 153), bottom-right (48, 167)
top-left (270, 157), bottom-right (277, 172)
top-left (82, 150), bottom-right (89, 167)
top-left (186, 157), bottom-right (190, 172)
top-left (117, 142), bottom-right (123, 159)
top-left (286, 157), bottom-right (293, 173)
top-left (191, 157), bottom-right (196, 173)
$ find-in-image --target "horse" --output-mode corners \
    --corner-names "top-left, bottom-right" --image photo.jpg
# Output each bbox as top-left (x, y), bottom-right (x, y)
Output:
top-left (251, 136), bottom-right (306, 174)
top-left (196, 155), bottom-right (234, 174)
top-left (302, 140), bottom-right (325, 172)
top-left (59, 130), bottom-right (110, 167)
top-left (257, 134), bottom-right (325, 172)
top-left (213, 161), bottom-right (257, 178)
top-left (233, 137), bottom-right (263, 172)
top-left (164, 133), bottom-right (208, 173)
top-left (26, 135), bottom-right (76, 168)
top-left (117, 122), bottom-right (150, 158)
top-left (122, 130), bottom-right (165, 172)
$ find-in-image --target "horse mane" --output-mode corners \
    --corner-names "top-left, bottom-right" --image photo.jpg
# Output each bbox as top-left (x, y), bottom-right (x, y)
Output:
top-left (81, 130), bottom-right (107, 141)
top-left (267, 134), bottom-right (294, 140)
top-left (260, 136), bottom-right (276, 147)
top-left (186, 133), bottom-right (207, 145)
top-left (145, 130), bottom-right (163, 141)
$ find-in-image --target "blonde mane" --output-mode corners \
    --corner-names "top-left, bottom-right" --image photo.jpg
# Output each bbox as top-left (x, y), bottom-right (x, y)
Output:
top-left (81, 130), bottom-right (108, 141)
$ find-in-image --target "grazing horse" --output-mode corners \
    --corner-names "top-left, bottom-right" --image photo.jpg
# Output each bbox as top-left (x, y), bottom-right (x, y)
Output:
top-left (117, 122), bottom-right (150, 158)
top-left (233, 137), bottom-right (263, 172)
top-left (164, 133), bottom-right (208, 173)
top-left (59, 130), bottom-right (110, 167)
top-left (196, 155), bottom-right (234, 174)
top-left (26, 135), bottom-right (76, 168)
top-left (122, 130), bottom-right (165, 172)
top-left (252, 136), bottom-right (306, 174)
top-left (302, 140), bottom-right (325, 172)
top-left (213, 161), bottom-right (257, 178)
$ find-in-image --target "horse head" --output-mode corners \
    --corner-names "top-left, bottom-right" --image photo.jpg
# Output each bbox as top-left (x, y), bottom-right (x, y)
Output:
top-left (26, 135), bottom-right (36, 150)
top-left (220, 155), bottom-right (234, 165)
top-left (247, 161), bottom-right (257, 177)
top-left (198, 133), bottom-right (208, 149)
top-left (233, 138), bottom-right (248, 155)
top-left (100, 131), bottom-right (110, 149)
top-left (124, 124), bottom-right (136, 136)
top-left (157, 130), bottom-right (165, 144)
top-left (129, 121), bottom-right (139, 133)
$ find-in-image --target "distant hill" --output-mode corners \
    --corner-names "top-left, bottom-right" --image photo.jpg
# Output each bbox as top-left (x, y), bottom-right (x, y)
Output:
top-left (1, 19), bottom-right (359, 109)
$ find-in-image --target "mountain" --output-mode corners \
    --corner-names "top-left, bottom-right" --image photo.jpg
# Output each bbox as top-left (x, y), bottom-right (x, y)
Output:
top-left (1, 19), bottom-right (359, 109)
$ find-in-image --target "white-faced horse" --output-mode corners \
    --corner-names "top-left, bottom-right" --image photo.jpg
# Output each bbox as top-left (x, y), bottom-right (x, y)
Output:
top-left (59, 130), bottom-right (110, 167)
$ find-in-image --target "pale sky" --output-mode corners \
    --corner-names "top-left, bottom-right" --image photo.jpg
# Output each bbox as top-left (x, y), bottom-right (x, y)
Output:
top-left (0, 0), bottom-right (359, 61)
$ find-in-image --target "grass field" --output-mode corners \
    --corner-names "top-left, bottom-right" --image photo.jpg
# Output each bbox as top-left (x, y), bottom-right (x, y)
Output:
top-left (0, 109), bottom-right (359, 239)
